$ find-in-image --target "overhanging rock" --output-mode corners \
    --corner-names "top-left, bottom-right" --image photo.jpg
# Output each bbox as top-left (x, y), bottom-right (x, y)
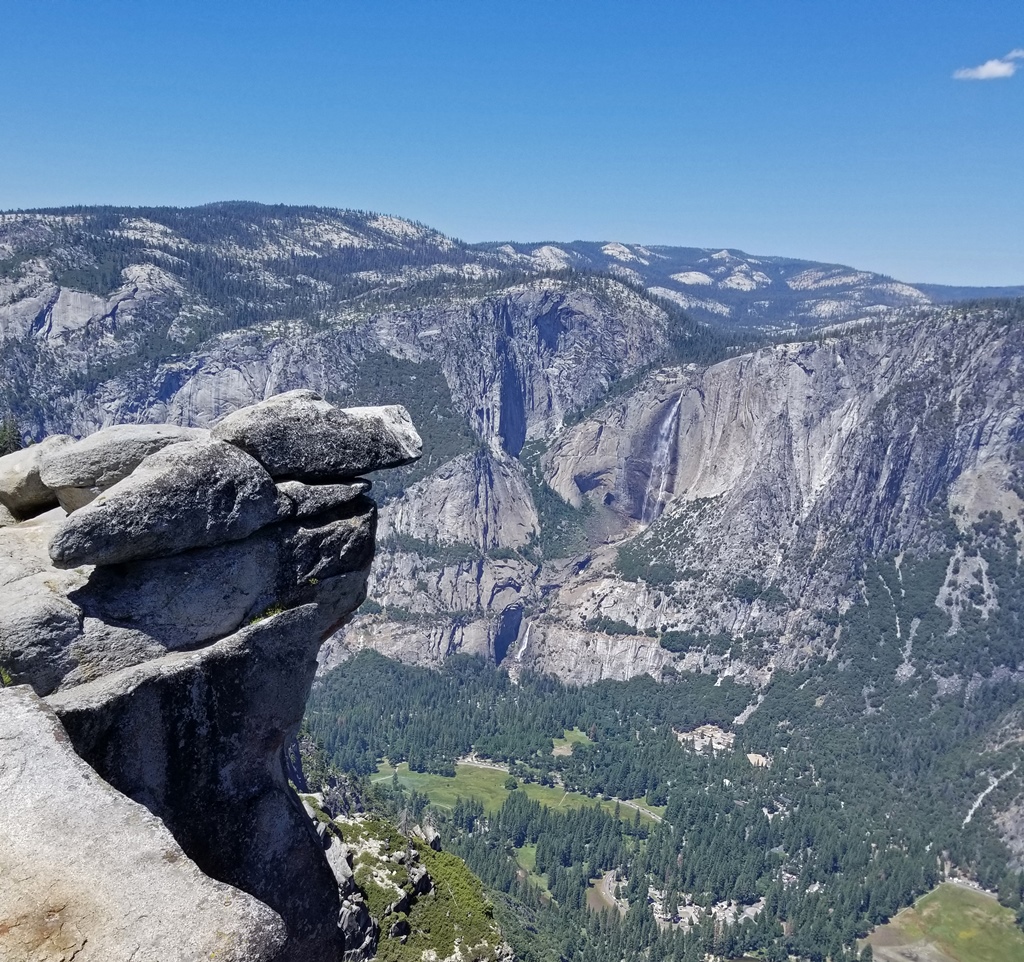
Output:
top-left (0, 685), bottom-right (287, 962)
top-left (0, 393), bottom-right (421, 962)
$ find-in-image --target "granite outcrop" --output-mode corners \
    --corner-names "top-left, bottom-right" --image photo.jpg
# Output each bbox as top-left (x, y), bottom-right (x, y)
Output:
top-left (0, 392), bottom-right (421, 962)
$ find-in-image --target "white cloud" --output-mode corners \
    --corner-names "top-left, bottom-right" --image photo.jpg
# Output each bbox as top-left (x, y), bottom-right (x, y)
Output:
top-left (953, 50), bottom-right (1024, 80)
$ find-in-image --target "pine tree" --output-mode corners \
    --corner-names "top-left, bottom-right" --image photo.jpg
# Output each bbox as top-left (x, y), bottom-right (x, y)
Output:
top-left (0, 415), bottom-right (22, 456)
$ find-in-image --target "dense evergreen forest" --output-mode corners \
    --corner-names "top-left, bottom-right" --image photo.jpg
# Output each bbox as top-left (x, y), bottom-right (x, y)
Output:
top-left (310, 646), bottom-right (1024, 960)
top-left (308, 509), bottom-right (1024, 961)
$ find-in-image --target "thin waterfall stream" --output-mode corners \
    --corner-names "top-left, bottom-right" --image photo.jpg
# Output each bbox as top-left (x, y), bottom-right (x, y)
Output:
top-left (641, 393), bottom-right (683, 524)
top-left (514, 623), bottom-right (532, 662)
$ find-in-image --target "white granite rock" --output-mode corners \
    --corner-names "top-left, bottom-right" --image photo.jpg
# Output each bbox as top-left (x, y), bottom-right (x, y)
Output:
top-left (0, 685), bottom-right (286, 962)
top-left (38, 422), bottom-right (209, 511)
top-left (0, 435), bottom-right (74, 515)
top-left (48, 437), bottom-right (281, 567)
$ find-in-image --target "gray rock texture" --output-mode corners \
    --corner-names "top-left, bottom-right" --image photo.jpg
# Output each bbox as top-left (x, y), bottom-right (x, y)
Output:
top-left (0, 685), bottom-right (287, 962)
top-left (48, 606), bottom-right (346, 962)
top-left (48, 437), bottom-right (281, 567)
top-left (515, 316), bottom-right (1024, 683)
top-left (0, 508), bottom-right (91, 697)
top-left (338, 901), bottom-right (377, 961)
top-left (1, 500), bottom-right (374, 696)
top-left (316, 303), bottom-right (1024, 689)
top-left (0, 435), bottom-right (73, 516)
top-left (212, 390), bottom-right (422, 481)
top-left (4, 208), bottom-right (1022, 692)
top-left (38, 422), bottom-right (209, 511)
top-left (0, 394), bottom-right (417, 962)
top-left (277, 479), bottom-right (371, 518)
top-left (325, 839), bottom-right (356, 895)
top-left (380, 449), bottom-right (538, 550)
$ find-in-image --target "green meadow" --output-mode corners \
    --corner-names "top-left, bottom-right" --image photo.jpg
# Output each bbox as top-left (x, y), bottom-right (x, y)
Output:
top-left (552, 727), bottom-right (593, 755)
top-left (866, 883), bottom-right (1024, 962)
top-left (373, 760), bottom-right (659, 825)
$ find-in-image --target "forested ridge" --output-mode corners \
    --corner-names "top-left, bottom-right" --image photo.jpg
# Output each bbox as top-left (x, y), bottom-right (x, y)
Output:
top-left (0, 204), bottom-right (733, 441)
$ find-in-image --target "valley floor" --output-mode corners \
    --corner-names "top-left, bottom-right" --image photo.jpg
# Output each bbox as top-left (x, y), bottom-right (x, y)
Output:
top-left (372, 759), bottom-right (663, 825)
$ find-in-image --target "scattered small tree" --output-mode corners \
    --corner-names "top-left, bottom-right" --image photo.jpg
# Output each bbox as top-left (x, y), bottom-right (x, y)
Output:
top-left (0, 415), bottom-right (22, 456)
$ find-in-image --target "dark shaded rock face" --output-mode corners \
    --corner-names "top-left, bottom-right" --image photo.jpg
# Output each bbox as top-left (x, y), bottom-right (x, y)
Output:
top-left (49, 606), bottom-right (354, 962)
top-left (0, 395), bottom-right (420, 962)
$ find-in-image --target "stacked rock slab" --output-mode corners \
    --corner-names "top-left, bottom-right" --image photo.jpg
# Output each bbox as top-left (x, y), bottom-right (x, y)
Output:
top-left (0, 391), bottom-right (422, 962)
top-left (38, 423), bottom-right (210, 512)
top-left (0, 434), bottom-right (74, 520)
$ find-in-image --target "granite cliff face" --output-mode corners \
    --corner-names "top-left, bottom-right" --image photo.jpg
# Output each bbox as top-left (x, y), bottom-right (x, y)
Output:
top-left (0, 206), bottom-right (1022, 693)
top-left (521, 307), bottom-right (1024, 681)
top-left (0, 686), bottom-right (287, 962)
top-left (327, 304), bottom-right (1024, 689)
top-left (0, 392), bottom-right (421, 962)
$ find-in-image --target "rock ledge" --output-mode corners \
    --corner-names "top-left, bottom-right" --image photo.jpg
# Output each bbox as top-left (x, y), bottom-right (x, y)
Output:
top-left (0, 394), bottom-right (421, 962)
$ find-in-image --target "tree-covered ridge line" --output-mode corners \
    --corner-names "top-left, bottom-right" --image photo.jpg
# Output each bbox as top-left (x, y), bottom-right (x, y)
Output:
top-left (0, 203), bottom-right (739, 449)
top-left (8, 200), bottom-right (987, 334)
top-left (0, 204), bottom-right (724, 345)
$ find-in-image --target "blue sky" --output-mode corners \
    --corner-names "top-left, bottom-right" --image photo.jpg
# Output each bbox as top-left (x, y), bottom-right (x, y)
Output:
top-left (1, 1), bottom-right (1021, 285)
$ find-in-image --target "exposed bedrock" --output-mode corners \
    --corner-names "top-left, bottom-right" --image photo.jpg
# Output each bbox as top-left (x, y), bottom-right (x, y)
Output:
top-left (0, 686), bottom-right (287, 962)
top-left (523, 317), bottom-right (1024, 681)
top-left (48, 436), bottom-right (283, 568)
top-left (0, 393), bottom-right (420, 962)
top-left (0, 434), bottom-right (74, 517)
top-left (37, 423), bottom-right (209, 512)
top-left (211, 389), bottom-right (423, 481)
top-left (48, 606), bottom-right (345, 962)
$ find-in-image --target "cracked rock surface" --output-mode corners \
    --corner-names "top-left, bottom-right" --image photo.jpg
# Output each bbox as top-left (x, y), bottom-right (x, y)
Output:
top-left (0, 686), bottom-right (287, 962)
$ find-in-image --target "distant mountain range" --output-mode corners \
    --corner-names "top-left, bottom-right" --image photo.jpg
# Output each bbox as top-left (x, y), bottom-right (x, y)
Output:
top-left (3, 203), bottom-right (1020, 351)
top-left (479, 238), bottom-right (1024, 328)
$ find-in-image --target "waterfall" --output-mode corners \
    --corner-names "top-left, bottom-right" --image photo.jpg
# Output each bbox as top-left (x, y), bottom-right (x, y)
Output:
top-left (641, 393), bottom-right (683, 524)
top-left (514, 623), bottom-right (532, 662)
